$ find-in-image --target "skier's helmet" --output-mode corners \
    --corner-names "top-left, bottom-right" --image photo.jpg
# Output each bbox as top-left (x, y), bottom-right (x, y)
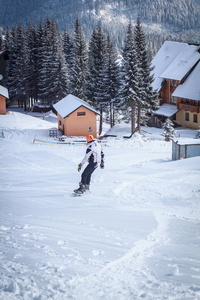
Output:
top-left (86, 135), bottom-right (94, 143)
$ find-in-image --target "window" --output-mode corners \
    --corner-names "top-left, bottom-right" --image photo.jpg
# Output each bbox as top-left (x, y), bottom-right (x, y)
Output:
top-left (170, 96), bottom-right (177, 104)
top-left (170, 80), bottom-right (176, 87)
top-left (185, 112), bottom-right (189, 121)
top-left (193, 114), bottom-right (198, 123)
top-left (77, 112), bottom-right (85, 116)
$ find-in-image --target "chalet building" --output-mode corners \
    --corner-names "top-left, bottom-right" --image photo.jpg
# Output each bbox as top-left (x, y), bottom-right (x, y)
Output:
top-left (0, 84), bottom-right (9, 114)
top-left (53, 94), bottom-right (100, 138)
top-left (151, 41), bottom-right (200, 129)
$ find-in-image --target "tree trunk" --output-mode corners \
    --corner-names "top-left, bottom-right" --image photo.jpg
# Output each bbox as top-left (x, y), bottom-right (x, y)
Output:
top-left (131, 101), bottom-right (136, 135)
top-left (110, 102), bottom-right (113, 128)
top-left (99, 106), bottom-right (103, 136)
top-left (137, 107), bottom-right (141, 133)
top-left (112, 108), bottom-right (115, 127)
top-left (24, 94), bottom-right (28, 111)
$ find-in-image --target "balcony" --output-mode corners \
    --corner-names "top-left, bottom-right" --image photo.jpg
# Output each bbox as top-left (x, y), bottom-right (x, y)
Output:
top-left (178, 102), bottom-right (200, 113)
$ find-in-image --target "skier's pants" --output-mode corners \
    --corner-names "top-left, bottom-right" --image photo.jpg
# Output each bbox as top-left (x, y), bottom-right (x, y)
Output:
top-left (81, 162), bottom-right (97, 185)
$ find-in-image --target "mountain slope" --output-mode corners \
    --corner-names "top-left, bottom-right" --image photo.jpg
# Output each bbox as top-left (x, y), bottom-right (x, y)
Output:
top-left (0, 0), bottom-right (199, 52)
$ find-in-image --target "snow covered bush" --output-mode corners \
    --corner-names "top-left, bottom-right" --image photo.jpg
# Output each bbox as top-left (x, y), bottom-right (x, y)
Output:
top-left (162, 118), bottom-right (176, 141)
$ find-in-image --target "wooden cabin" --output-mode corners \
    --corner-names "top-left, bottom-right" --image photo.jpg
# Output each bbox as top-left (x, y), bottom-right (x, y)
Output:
top-left (151, 41), bottom-right (200, 129)
top-left (53, 94), bottom-right (100, 138)
top-left (0, 85), bottom-right (9, 114)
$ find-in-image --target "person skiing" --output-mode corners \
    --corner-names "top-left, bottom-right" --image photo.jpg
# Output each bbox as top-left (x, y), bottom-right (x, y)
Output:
top-left (74, 135), bottom-right (104, 194)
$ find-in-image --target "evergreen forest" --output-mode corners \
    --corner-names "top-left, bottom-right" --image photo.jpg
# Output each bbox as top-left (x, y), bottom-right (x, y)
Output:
top-left (0, 0), bottom-right (199, 53)
top-left (0, 0), bottom-right (199, 132)
top-left (0, 17), bottom-right (159, 134)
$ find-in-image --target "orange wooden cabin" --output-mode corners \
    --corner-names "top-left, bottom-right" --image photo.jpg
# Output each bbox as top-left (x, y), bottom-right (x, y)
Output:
top-left (53, 94), bottom-right (100, 138)
top-left (0, 85), bottom-right (9, 114)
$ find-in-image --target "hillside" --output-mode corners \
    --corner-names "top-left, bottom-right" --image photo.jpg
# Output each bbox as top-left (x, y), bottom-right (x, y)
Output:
top-left (0, 109), bottom-right (200, 299)
top-left (0, 0), bottom-right (199, 52)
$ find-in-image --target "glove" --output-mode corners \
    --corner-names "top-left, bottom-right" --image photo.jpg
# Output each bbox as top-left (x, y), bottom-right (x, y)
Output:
top-left (78, 164), bottom-right (82, 172)
top-left (100, 162), bottom-right (104, 169)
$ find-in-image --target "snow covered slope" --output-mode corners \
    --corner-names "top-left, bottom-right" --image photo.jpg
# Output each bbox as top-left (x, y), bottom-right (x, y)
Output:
top-left (0, 110), bottom-right (200, 299)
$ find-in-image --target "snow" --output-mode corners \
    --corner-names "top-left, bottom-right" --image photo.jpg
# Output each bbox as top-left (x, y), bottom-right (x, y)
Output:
top-left (53, 94), bottom-right (100, 119)
top-left (160, 44), bottom-right (200, 81)
top-left (0, 109), bottom-right (200, 300)
top-left (151, 41), bottom-right (186, 90)
top-left (172, 61), bottom-right (200, 101)
top-left (0, 84), bottom-right (9, 99)
top-left (151, 41), bottom-right (200, 98)
top-left (153, 103), bottom-right (179, 117)
top-left (173, 138), bottom-right (200, 145)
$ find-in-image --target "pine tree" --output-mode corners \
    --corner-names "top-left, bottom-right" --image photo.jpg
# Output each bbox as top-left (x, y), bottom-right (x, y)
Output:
top-left (134, 15), bottom-right (159, 132)
top-left (50, 18), bottom-right (68, 103)
top-left (162, 118), bottom-right (176, 140)
top-left (3, 27), bottom-right (16, 97)
top-left (120, 20), bottom-right (139, 135)
top-left (37, 18), bottom-right (68, 105)
top-left (86, 23), bottom-right (107, 107)
top-left (10, 24), bottom-right (29, 109)
top-left (63, 29), bottom-right (74, 77)
top-left (70, 18), bottom-right (88, 99)
top-left (103, 34), bottom-right (120, 127)
top-left (26, 21), bottom-right (38, 107)
top-left (85, 28), bottom-right (97, 105)
top-left (86, 23), bottom-right (109, 134)
top-left (36, 19), bottom-right (50, 103)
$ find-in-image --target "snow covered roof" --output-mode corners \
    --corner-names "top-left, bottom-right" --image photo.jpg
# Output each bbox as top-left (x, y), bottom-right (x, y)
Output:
top-left (172, 61), bottom-right (200, 101)
top-left (173, 138), bottom-right (200, 146)
top-left (0, 85), bottom-right (9, 99)
top-left (160, 44), bottom-right (200, 81)
top-left (53, 94), bottom-right (100, 119)
top-left (151, 41), bottom-right (200, 90)
top-left (151, 41), bottom-right (187, 90)
top-left (154, 103), bottom-right (178, 117)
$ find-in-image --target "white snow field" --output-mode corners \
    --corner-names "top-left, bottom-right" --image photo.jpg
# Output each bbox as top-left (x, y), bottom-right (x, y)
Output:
top-left (0, 110), bottom-right (200, 300)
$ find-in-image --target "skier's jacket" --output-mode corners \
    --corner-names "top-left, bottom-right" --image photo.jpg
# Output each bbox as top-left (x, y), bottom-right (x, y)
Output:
top-left (81, 140), bottom-right (104, 166)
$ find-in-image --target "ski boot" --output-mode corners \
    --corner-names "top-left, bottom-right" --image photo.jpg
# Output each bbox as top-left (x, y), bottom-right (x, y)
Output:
top-left (74, 182), bottom-right (86, 194)
top-left (85, 184), bottom-right (90, 193)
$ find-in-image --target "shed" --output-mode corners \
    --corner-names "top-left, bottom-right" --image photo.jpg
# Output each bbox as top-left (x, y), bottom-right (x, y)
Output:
top-left (172, 139), bottom-right (200, 160)
top-left (0, 85), bottom-right (9, 114)
top-left (53, 94), bottom-right (100, 138)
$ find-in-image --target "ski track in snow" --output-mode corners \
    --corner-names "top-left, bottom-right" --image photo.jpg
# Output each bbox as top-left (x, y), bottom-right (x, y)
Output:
top-left (0, 111), bottom-right (200, 300)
